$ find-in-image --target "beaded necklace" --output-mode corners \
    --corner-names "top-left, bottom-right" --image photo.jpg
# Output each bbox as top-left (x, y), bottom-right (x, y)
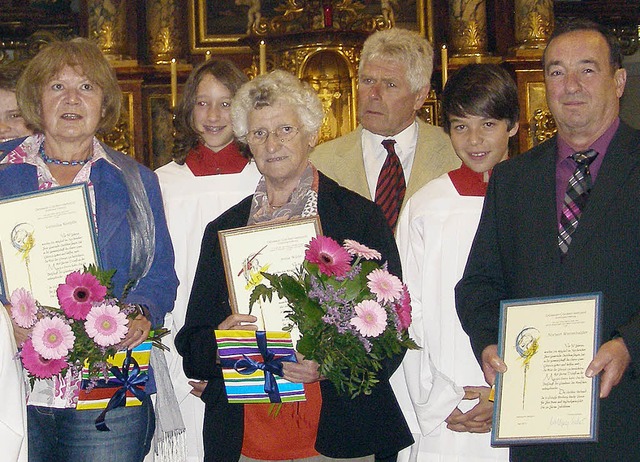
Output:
top-left (39, 142), bottom-right (93, 166)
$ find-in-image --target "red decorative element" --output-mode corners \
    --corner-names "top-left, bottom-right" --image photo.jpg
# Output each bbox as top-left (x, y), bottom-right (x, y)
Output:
top-left (323, 2), bottom-right (333, 28)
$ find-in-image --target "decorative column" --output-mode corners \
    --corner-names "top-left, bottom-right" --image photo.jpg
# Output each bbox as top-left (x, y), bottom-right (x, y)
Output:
top-left (146, 0), bottom-right (186, 64)
top-left (513, 0), bottom-right (554, 56)
top-left (87, 0), bottom-right (133, 61)
top-left (448, 0), bottom-right (489, 59)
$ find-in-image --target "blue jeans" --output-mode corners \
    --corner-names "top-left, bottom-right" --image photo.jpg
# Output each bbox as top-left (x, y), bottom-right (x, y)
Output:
top-left (27, 395), bottom-right (154, 462)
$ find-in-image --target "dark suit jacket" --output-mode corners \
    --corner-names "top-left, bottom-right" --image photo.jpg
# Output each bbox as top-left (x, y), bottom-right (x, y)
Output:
top-left (176, 172), bottom-right (413, 462)
top-left (456, 121), bottom-right (640, 461)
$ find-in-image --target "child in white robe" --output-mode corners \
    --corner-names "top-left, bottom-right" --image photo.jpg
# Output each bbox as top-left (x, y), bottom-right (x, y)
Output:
top-left (155, 59), bottom-right (261, 462)
top-left (393, 64), bottom-right (519, 462)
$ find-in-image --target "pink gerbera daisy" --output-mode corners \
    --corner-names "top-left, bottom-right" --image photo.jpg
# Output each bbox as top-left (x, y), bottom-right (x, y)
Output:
top-left (85, 302), bottom-right (128, 347)
top-left (20, 338), bottom-right (67, 379)
top-left (10, 287), bottom-right (38, 328)
top-left (395, 285), bottom-right (412, 330)
top-left (305, 236), bottom-right (352, 277)
top-left (367, 268), bottom-right (403, 303)
top-left (350, 300), bottom-right (387, 337)
top-left (31, 317), bottom-right (75, 360)
top-left (57, 271), bottom-right (107, 320)
top-left (343, 240), bottom-right (382, 260)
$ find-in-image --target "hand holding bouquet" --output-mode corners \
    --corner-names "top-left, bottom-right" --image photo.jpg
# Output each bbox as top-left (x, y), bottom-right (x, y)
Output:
top-left (250, 236), bottom-right (419, 397)
top-left (8, 264), bottom-right (166, 387)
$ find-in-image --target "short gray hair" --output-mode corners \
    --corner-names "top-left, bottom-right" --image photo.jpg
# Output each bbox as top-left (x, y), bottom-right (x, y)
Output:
top-left (359, 28), bottom-right (434, 93)
top-left (231, 70), bottom-right (324, 143)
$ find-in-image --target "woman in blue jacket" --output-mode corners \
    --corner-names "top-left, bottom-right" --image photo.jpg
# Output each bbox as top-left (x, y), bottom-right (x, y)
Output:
top-left (0, 38), bottom-right (178, 462)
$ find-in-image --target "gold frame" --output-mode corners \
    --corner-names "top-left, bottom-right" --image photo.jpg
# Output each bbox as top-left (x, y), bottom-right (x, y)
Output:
top-left (190, 0), bottom-right (251, 54)
top-left (190, 0), bottom-right (429, 54)
top-left (394, 0), bottom-right (427, 37)
top-left (218, 217), bottom-right (322, 324)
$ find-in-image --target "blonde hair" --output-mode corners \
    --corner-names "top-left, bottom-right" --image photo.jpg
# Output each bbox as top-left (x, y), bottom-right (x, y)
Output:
top-left (16, 37), bottom-right (121, 134)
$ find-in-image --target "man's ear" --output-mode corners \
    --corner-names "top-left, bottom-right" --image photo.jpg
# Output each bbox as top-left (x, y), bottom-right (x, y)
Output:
top-left (614, 68), bottom-right (627, 99)
top-left (308, 131), bottom-right (319, 148)
top-left (413, 84), bottom-right (430, 112)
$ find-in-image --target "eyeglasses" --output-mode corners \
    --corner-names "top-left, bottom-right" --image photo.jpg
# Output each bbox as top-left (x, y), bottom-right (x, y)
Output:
top-left (246, 125), bottom-right (299, 145)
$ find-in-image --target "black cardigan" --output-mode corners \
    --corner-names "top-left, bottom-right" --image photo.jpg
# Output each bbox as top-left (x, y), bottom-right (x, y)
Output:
top-left (176, 172), bottom-right (413, 462)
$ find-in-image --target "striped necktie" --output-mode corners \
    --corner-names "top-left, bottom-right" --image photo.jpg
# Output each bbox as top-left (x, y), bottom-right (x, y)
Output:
top-left (558, 149), bottom-right (598, 256)
top-left (375, 139), bottom-right (406, 231)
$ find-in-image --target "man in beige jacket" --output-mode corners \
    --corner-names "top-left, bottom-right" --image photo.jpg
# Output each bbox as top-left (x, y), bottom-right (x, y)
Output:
top-left (311, 28), bottom-right (459, 227)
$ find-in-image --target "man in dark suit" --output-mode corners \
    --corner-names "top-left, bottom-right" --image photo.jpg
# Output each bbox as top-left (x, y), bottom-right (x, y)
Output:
top-left (456, 19), bottom-right (640, 462)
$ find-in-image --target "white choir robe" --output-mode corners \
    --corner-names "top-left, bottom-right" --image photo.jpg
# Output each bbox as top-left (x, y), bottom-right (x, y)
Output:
top-left (0, 307), bottom-right (27, 462)
top-left (391, 173), bottom-right (509, 462)
top-left (156, 160), bottom-right (261, 462)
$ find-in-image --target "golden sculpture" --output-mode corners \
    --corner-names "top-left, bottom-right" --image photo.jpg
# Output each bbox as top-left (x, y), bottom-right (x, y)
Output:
top-left (97, 91), bottom-right (135, 158)
top-left (448, 0), bottom-right (488, 56)
top-left (530, 109), bottom-right (556, 147)
top-left (514, 0), bottom-right (554, 56)
top-left (87, 0), bottom-right (130, 60)
top-left (251, 0), bottom-right (391, 35)
top-left (146, 0), bottom-right (186, 64)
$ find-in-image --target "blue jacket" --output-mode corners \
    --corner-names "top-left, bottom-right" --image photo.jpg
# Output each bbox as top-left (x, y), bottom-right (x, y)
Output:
top-left (0, 139), bottom-right (178, 327)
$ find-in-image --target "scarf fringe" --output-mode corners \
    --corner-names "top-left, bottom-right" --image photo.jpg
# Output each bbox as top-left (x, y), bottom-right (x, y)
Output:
top-left (154, 429), bottom-right (188, 462)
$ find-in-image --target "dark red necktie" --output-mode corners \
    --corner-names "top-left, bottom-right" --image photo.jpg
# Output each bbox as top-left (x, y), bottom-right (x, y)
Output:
top-left (375, 139), bottom-right (406, 231)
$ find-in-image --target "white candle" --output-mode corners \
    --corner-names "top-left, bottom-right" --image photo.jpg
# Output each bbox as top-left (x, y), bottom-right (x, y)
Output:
top-left (259, 41), bottom-right (267, 75)
top-left (441, 45), bottom-right (448, 88)
top-left (170, 58), bottom-right (178, 109)
top-left (205, 50), bottom-right (211, 61)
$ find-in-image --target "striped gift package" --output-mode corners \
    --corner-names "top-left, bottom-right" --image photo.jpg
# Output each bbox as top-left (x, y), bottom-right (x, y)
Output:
top-left (215, 330), bottom-right (306, 404)
top-left (76, 341), bottom-right (152, 410)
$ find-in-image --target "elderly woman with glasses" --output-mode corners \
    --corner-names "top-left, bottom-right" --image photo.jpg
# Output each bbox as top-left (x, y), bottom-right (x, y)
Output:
top-left (176, 70), bottom-right (413, 462)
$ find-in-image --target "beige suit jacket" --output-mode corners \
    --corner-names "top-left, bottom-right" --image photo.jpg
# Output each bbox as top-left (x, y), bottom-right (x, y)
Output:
top-left (310, 119), bottom-right (460, 213)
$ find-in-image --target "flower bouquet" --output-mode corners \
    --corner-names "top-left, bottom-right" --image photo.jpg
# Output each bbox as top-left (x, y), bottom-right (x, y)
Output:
top-left (9, 264), bottom-right (166, 388)
top-left (250, 236), bottom-right (419, 397)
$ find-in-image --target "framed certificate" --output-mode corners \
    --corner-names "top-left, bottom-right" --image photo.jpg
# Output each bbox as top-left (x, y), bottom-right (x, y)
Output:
top-left (492, 293), bottom-right (602, 445)
top-left (219, 217), bottom-right (321, 334)
top-left (0, 184), bottom-right (100, 307)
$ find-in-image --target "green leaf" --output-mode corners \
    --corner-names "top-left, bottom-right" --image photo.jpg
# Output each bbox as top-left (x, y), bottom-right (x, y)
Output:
top-left (249, 284), bottom-right (273, 310)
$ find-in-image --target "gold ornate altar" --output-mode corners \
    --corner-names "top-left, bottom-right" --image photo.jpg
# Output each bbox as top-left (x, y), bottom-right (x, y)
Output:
top-left (239, 0), bottom-right (395, 143)
top-left (0, 1), bottom-right (638, 166)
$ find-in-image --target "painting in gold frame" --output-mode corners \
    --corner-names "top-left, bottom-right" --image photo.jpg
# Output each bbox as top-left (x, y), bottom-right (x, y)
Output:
top-left (190, 0), bottom-right (254, 54)
top-left (190, 0), bottom-right (428, 54)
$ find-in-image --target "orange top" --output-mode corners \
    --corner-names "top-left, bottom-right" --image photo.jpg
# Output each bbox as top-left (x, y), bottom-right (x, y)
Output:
top-left (241, 381), bottom-right (322, 460)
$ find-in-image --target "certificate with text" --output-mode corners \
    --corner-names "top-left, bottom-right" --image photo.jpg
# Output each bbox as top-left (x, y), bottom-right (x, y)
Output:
top-left (492, 293), bottom-right (601, 445)
top-left (219, 217), bottom-right (321, 340)
top-left (0, 184), bottom-right (99, 307)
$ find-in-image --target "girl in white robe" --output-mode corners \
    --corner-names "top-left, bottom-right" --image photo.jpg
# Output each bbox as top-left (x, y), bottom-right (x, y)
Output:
top-left (155, 59), bottom-right (261, 462)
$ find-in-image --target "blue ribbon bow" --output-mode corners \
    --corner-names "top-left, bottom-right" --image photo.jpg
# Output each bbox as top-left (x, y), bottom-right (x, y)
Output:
top-left (223, 331), bottom-right (297, 403)
top-left (94, 349), bottom-right (149, 431)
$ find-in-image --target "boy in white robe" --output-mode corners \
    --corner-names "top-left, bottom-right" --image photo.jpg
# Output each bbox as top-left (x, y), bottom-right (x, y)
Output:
top-left (393, 64), bottom-right (519, 461)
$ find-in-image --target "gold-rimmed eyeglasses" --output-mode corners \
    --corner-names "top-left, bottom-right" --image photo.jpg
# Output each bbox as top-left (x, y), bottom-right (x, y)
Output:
top-left (246, 125), bottom-right (299, 145)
